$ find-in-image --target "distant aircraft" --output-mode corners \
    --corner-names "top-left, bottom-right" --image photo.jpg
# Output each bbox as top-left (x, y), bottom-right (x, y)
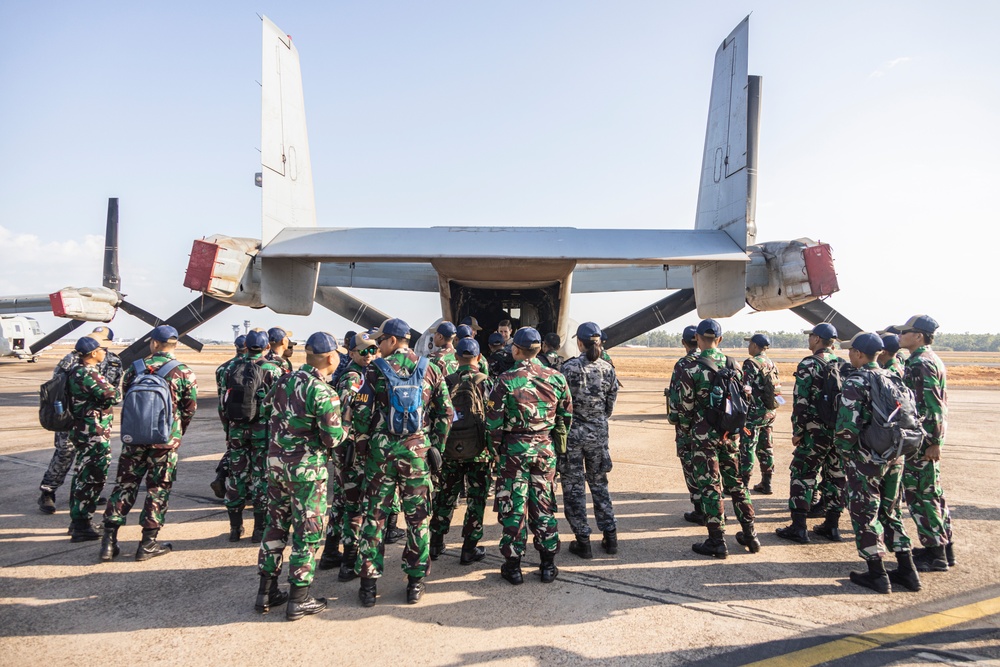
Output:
top-left (0, 315), bottom-right (45, 361)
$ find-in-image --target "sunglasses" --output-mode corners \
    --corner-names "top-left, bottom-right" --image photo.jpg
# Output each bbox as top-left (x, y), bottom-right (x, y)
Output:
top-left (358, 347), bottom-right (378, 356)
top-left (376, 336), bottom-right (389, 344)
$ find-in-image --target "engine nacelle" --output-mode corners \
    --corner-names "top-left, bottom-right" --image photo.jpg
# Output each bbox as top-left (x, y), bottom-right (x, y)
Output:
top-left (183, 235), bottom-right (263, 308)
top-left (49, 286), bottom-right (119, 322)
top-left (746, 239), bottom-right (840, 312)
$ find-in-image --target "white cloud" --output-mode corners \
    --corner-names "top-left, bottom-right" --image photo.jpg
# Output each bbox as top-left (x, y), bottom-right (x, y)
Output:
top-left (0, 225), bottom-right (104, 294)
top-left (870, 56), bottom-right (912, 78)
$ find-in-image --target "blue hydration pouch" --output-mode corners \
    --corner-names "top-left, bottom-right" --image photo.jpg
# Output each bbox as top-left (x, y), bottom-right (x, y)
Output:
top-left (373, 356), bottom-right (429, 436)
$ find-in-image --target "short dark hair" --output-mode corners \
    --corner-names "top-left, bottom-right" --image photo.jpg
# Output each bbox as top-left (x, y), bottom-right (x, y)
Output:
top-left (499, 319), bottom-right (512, 328)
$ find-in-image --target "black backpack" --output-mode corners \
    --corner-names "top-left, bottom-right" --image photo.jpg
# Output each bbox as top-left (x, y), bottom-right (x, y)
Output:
top-left (696, 355), bottom-right (748, 437)
top-left (815, 356), bottom-right (852, 428)
top-left (223, 358), bottom-right (267, 423)
top-left (861, 369), bottom-right (924, 462)
top-left (444, 371), bottom-right (488, 460)
top-left (39, 372), bottom-right (74, 432)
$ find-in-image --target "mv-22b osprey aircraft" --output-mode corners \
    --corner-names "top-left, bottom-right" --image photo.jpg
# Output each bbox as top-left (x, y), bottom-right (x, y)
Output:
top-left (184, 16), bottom-right (863, 356)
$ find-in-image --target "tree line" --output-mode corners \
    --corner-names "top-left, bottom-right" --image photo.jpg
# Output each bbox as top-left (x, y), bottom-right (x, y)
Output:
top-left (623, 330), bottom-right (1000, 352)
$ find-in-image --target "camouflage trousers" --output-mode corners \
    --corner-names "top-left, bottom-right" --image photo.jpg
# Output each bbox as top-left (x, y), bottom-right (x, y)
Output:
top-left (327, 457), bottom-right (369, 549)
top-left (788, 430), bottom-right (845, 513)
top-left (691, 438), bottom-right (754, 530)
top-left (495, 446), bottom-right (560, 559)
top-left (68, 428), bottom-right (111, 521)
top-left (103, 445), bottom-right (178, 530)
top-left (258, 467), bottom-right (327, 586)
top-left (224, 423), bottom-right (267, 511)
top-left (739, 419), bottom-right (775, 480)
top-left (39, 431), bottom-right (74, 493)
top-left (903, 456), bottom-right (954, 548)
top-left (357, 434), bottom-right (433, 579)
top-left (430, 457), bottom-right (492, 542)
top-left (558, 438), bottom-right (616, 537)
top-left (676, 437), bottom-right (701, 507)
top-left (844, 452), bottom-right (910, 561)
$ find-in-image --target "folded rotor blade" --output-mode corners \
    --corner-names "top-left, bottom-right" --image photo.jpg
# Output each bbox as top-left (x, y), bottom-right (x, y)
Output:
top-left (314, 286), bottom-right (421, 340)
top-left (118, 295), bottom-right (229, 365)
top-left (790, 300), bottom-right (862, 340)
top-left (103, 198), bottom-right (120, 291)
top-left (602, 288), bottom-right (697, 349)
top-left (29, 319), bottom-right (85, 354)
top-left (119, 300), bottom-right (202, 351)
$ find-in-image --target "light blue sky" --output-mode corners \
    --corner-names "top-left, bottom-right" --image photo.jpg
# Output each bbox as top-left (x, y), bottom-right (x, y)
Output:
top-left (2, 2), bottom-right (998, 344)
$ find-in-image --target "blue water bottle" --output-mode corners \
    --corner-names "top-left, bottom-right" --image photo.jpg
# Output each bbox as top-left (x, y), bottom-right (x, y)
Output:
top-left (54, 400), bottom-right (64, 415)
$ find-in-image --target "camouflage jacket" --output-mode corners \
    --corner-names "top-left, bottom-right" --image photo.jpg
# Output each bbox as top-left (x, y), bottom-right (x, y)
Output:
top-left (537, 350), bottom-right (563, 371)
top-left (122, 352), bottom-right (197, 449)
top-left (904, 346), bottom-right (948, 449)
top-left (263, 363), bottom-right (345, 481)
top-left (217, 350), bottom-right (284, 424)
top-left (335, 361), bottom-right (372, 442)
top-left (356, 347), bottom-right (455, 451)
top-left (215, 354), bottom-right (242, 394)
top-left (67, 364), bottom-right (120, 426)
top-left (881, 350), bottom-right (907, 378)
top-left (600, 349), bottom-right (614, 367)
top-left (743, 352), bottom-right (780, 425)
top-left (266, 350), bottom-right (294, 374)
top-left (55, 350), bottom-right (124, 392)
top-left (791, 347), bottom-right (840, 438)
top-left (485, 357), bottom-right (573, 455)
top-left (560, 354), bottom-right (617, 428)
top-left (430, 345), bottom-right (460, 377)
top-left (667, 350), bottom-right (700, 430)
top-left (488, 348), bottom-right (515, 378)
top-left (834, 362), bottom-right (882, 455)
top-left (675, 347), bottom-right (742, 444)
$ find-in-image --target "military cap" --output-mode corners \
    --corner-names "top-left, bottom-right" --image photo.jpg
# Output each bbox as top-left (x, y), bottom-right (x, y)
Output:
top-left (374, 318), bottom-right (411, 339)
top-left (894, 314), bottom-right (939, 335)
top-left (456, 337), bottom-right (481, 358)
top-left (75, 336), bottom-right (101, 354)
top-left (576, 322), bottom-right (602, 340)
top-left (306, 331), bottom-right (340, 354)
top-left (245, 330), bottom-right (268, 350)
top-left (681, 325), bottom-right (698, 343)
top-left (876, 325), bottom-right (902, 335)
top-left (456, 324), bottom-right (474, 339)
top-left (267, 327), bottom-right (287, 344)
top-left (488, 332), bottom-right (504, 346)
top-left (744, 333), bottom-right (771, 348)
top-left (350, 331), bottom-right (375, 351)
top-left (804, 323), bottom-right (838, 340)
top-left (436, 321), bottom-right (457, 337)
top-left (881, 333), bottom-right (900, 354)
top-left (842, 332), bottom-right (884, 356)
top-left (512, 327), bottom-right (542, 349)
top-left (150, 325), bottom-right (179, 342)
top-left (461, 316), bottom-right (483, 331)
top-left (544, 333), bottom-right (561, 348)
top-left (89, 325), bottom-right (114, 342)
top-left (697, 318), bottom-right (722, 338)
top-left (234, 335), bottom-right (247, 349)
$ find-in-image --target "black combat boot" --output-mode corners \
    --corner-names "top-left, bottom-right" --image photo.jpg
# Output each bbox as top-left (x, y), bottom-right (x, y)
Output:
top-left (568, 535), bottom-right (593, 559)
top-left (318, 537), bottom-right (342, 570)
top-left (887, 551), bottom-right (922, 592)
top-left (735, 521), bottom-right (761, 553)
top-left (254, 574), bottom-right (289, 613)
top-left (286, 582), bottom-right (327, 620)
top-left (429, 533), bottom-right (445, 560)
top-left (775, 511), bottom-right (810, 544)
top-left (460, 538), bottom-right (486, 565)
top-left (812, 510), bottom-right (842, 542)
top-left (250, 511), bottom-right (266, 544)
top-left (358, 577), bottom-right (377, 607)
top-left (227, 509), bottom-right (244, 542)
top-left (135, 528), bottom-right (172, 561)
top-left (406, 575), bottom-right (425, 604)
top-left (683, 508), bottom-right (707, 526)
top-left (807, 497), bottom-right (827, 519)
top-left (539, 551), bottom-right (558, 583)
top-left (338, 546), bottom-right (359, 581)
top-left (692, 526), bottom-right (728, 559)
top-left (209, 471), bottom-right (226, 500)
top-left (38, 490), bottom-right (56, 514)
top-left (385, 513), bottom-right (405, 544)
top-left (752, 474), bottom-right (773, 495)
top-left (913, 545), bottom-right (948, 572)
top-left (99, 525), bottom-right (120, 562)
top-left (946, 542), bottom-right (956, 567)
top-left (601, 529), bottom-right (618, 555)
top-left (501, 557), bottom-right (523, 585)
top-left (849, 558), bottom-right (891, 594)
top-left (70, 518), bottom-right (101, 542)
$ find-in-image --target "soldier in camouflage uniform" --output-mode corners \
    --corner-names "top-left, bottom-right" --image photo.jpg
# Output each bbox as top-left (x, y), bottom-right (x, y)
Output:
top-left (100, 325), bottom-right (197, 562)
top-left (895, 314), bottom-right (954, 572)
top-left (266, 327), bottom-right (294, 374)
top-left (776, 323), bottom-right (845, 544)
top-left (675, 319), bottom-right (759, 558)
top-left (38, 326), bottom-right (122, 515)
top-left (835, 332), bottom-right (920, 594)
top-left (740, 333), bottom-right (781, 495)
top-left (65, 336), bottom-right (120, 541)
top-left (487, 327), bottom-right (573, 584)
top-left (354, 318), bottom-right (454, 606)
top-left (220, 330), bottom-right (285, 543)
top-left (667, 325), bottom-right (705, 525)
top-left (256, 332), bottom-right (346, 620)
top-left (429, 337), bottom-right (495, 565)
top-left (537, 333), bottom-right (563, 371)
top-left (210, 335), bottom-right (246, 499)
top-left (429, 321), bottom-right (460, 375)
top-left (560, 322), bottom-right (619, 559)
top-left (877, 333), bottom-right (906, 378)
top-left (487, 328), bottom-right (515, 378)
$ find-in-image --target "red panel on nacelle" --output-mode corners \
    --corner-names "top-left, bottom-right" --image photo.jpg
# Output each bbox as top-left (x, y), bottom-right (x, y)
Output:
top-left (803, 244), bottom-right (839, 297)
top-left (184, 240), bottom-right (221, 292)
top-left (49, 291), bottom-right (68, 317)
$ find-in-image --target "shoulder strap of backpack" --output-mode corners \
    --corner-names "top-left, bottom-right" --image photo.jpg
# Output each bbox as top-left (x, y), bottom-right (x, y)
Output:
top-left (413, 356), bottom-right (429, 382)
top-left (372, 357), bottom-right (395, 380)
top-left (156, 360), bottom-right (182, 379)
top-left (695, 355), bottom-right (720, 374)
top-left (132, 359), bottom-right (148, 377)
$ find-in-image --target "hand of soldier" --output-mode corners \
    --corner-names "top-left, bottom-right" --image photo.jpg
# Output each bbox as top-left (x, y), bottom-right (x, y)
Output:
top-left (427, 446), bottom-right (443, 475)
top-left (922, 444), bottom-right (941, 462)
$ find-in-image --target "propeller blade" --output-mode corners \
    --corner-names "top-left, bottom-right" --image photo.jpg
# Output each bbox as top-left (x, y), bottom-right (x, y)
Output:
top-left (790, 300), bottom-right (863, 340)
top-left (314, 286), bottom-right (420, 339)
top-left (29, 319), bottom-right (85, 354)
top-left (119, 300), bottom-right (203, 351)
top-left (103, 198), bottom-right (120, 291)
top-left (602, 288), bottom-right (697, 349)
top-left (118, 295), bottom-right (230, 365)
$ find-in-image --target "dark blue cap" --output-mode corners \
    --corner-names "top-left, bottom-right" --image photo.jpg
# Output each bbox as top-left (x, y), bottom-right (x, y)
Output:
top-left (804, 323), bottom-right (838, 340)
top-left (697, 319), bottom-right (722, 338)
top-left (436, 321), bottom-right (457, 337)
top-left (374, 318), bottom-right (410, 339)
top-left (895, 314), bottom-right (939, 335)
top-left (877, 325), bottom-right (902, 335)
top-left (75, 336), bottom-right (101, 354)
top-left (150, 325), bottom-right (179, 342)
top-left (245, 331), bottom-right (268, 349)
top-left (456, 324), bottom-right (474, 339)
top-left (488, 332), bottom-right (504, 345)
top-left (576, 322), bottom-right (601, 340)
top-left (744, 333), bottom-right (771, 348)
top-left (456, 338), bottom-right (480, 358)
top-left (306, 331), bottom-right (339, 354)
top-left (513, 327), bottom-right (542, 348)
top-left (881, 333), bottom-right (900, 354)
top-left (843, 332), bottom-right (884, 356)
top-left (681, 325), bottom-right (698, 343)
top-left (267, 327), bottom-right (287, 344)
top-left (234, 335), bottom-right (247, 349)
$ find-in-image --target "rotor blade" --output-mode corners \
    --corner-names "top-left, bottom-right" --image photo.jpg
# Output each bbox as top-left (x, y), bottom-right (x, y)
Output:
top-left (790, 300), bottom-right (863, 340)
top-left (29, 319), bottom-right (85, 354)
top-left (602, 288), bottom-right (697, 349)
top-left (314, 286), bottom-right (421, 340)
top-left (119, 300), bottom-right (203, 351)
top-left (103, 198), bottom-right (120, 291)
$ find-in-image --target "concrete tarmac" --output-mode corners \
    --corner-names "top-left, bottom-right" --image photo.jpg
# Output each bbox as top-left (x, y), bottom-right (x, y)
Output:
top-left (1, 353), bottom-right (998, 666)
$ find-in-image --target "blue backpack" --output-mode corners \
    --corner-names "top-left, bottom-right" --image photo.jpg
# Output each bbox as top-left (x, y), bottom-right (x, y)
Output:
top-left (373, 356), bottom-right (429, 436)
top-left (120, 359), bottom-right (180, 446)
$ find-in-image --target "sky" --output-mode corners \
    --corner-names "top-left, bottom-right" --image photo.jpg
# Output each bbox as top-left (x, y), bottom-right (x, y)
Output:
top-left (2, 1), bottom-right (998, 345)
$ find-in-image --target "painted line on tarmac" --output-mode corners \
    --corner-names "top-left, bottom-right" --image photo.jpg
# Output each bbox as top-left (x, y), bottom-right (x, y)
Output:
top-left (743, 594), bottom-right (1000, 667)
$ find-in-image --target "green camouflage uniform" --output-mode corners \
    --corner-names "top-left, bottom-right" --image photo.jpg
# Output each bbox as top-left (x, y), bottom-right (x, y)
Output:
top-left (430, 345), bottom-right (459, 376)
top-left (355, 348), bottom-right (454, 579)
top-left (266, 349), bottom-right (294, 375)
top-left (329, 361), bottom-right (372, 550)
top-left (836, 362), bottom-right (911, 561)
top-left (675, 348), bottom-right (754, 530)
top-left (902, 346), bottom-right (953, 548)
top-left (789, 348), bottom-right (845, 514)
top-left (739, 352), bottom-right (780, 481)
top-left (881, 351), bottom-right (907, 378)
top-left (258, 364), bottom-right (345, 586)
top-left (213, 354), bottom-right (242, 479)
top-left (104, 352), bottom-right (197, 530)
top-left (668, 350), bottom-right (702, 508)
top-left (66, 365), bottom-right (120, 521)
top-left (486, 358), bottom-right (572, 559)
